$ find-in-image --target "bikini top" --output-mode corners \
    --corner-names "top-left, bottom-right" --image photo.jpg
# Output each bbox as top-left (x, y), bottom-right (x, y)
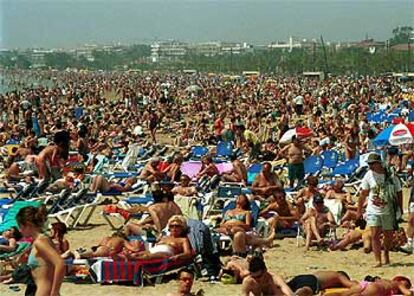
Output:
top-left (224, 211), bottom-right (247, 223)
top-left (27, 248), bottom-right (41, 269)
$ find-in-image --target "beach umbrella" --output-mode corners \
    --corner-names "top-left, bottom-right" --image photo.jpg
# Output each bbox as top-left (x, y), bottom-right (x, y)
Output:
top-left (373, 123), bottom-right (414, 146)
top-left (280, 127), bottom-right (313, 144)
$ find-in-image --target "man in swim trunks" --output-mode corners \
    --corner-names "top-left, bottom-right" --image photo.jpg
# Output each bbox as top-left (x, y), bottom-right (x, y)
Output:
top-left (287, 271), bottom-right (357, 296)
top-left (279, 136), bottom-right (311, 188)
top-left (252, 162), bottom-right (283, 201)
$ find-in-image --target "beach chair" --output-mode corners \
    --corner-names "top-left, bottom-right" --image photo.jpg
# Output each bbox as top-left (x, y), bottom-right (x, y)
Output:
top-left (110, 143), bottom-right (141, 172)
top-left (90, 256), bottom-right (195, 286)
top-left (189, 146), bottom-right (209, 161)
top-left (321, 150), bottom-right (339, 170)
top-left (0, 242), bottom-right (32, 269)
top-left (90, 219), bottom-right (217, 285)
top-left (101, 194), bottom-right (154, 230)
top-left (214, 141), bottom-right (233, 163)
top-left (213, 200), bottom-right (261, 252)
top-left (303, 155), bottom-right (324, 176)
top-left (48, 191), bottom-right (104, 228)
top-left (246, 163), bottom-right (263, 186)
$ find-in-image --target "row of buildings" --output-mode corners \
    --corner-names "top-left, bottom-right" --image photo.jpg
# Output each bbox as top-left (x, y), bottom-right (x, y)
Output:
top-left (1, 36), bottom-right (412, 68)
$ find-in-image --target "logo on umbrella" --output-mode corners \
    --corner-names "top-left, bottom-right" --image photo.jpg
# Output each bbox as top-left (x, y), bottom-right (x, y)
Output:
top-left (392, 129), bottom-right (407, 137)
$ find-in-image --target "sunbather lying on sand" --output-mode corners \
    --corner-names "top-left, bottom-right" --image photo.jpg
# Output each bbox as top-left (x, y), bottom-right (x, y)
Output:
top-left (327, 275), bottom-right (412, 296)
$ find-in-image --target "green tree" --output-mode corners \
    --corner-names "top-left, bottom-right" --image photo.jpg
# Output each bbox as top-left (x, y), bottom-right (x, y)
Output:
top-left (390, 26), bottom-right (413, 45)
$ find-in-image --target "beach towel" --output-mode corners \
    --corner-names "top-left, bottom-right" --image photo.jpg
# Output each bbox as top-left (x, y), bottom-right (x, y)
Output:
top-left (174, 195), bottom-right (199, 220)
top-left (91, 257), bottom-right (193, 285)
top-left (181, 161), bottom-right (233, 178)
top-left (0, 201), bottom-right (41, 232)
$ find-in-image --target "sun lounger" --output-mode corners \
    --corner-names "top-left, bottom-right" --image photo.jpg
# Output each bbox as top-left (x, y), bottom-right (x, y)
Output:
top-left (0, 201), bottom-right (41, 232)
top-left (0, 242), bottom-right (31, 260)
top-left (48, 192), bottom-right (104, 228)
top-left (90, 257), bottom-right (194, 286)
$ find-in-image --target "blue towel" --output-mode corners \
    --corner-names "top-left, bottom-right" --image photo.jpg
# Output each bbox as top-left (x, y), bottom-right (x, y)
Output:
top-left (0, 201), bottom-right (41, 232)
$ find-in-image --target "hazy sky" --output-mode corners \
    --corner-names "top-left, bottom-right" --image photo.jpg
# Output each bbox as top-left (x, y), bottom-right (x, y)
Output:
top-left (1, 0), bottom-right (413, 49)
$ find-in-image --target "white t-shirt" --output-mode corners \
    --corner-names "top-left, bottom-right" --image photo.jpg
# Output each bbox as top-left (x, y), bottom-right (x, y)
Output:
top-left (360, 170), bottom-right (401, 215)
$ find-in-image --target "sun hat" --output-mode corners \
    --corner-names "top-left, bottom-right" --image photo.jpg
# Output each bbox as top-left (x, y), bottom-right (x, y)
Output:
top-left (366, 153), bottom-right (382, 164)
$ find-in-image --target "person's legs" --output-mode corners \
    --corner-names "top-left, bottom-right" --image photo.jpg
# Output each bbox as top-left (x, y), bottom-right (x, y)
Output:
top-left (150, 128), bottom-right (157, 144)
top-left (79, 246), bottom-right (112, 259)
top-left (90, 175), bottom-right (111, 193)
top-left (36, 157), bottom-right (48, 179)
top-left (340, 210), bottom-right (357, 226)
top-left (370, 226), bottom-right (382, 267)
top-left (330, 230), bottom-right (362, 251)
top-left (232, 231), bottom-right (247, 254)
top-left (221, 173), bottom-right (239, 183)
top-left (401, 211), bottom-right (414, 253)
top-left (6, 163), bottom-right (21, 180)
top-left (245, 229), bottom-right (275, 249)
top-left (89, 175), bottom-right (98, 192)
top-left (266, 215), bottom-right (279, 230)
top-left (362, 231), bottom-right (372, 253)
top-left (124, 222), bottom-right (144, 236)
top-left (304, 220), bottom-right (314, 250)
top-left (295, 198), bottom-right (306, 216)
top-left (308, 216), bottom-right (323, 244)
top-left (382, 229), bottom-right (392, 265)
top-left (288, 164), bottom-right (295, 188)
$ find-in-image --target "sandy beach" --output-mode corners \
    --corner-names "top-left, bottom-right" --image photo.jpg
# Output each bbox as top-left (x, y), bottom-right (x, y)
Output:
top-left (0, 191), bottom-right (412, 296)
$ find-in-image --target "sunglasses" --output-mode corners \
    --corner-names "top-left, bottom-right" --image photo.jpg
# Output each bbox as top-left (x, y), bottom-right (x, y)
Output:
top-left (169, 224), bottom-right (182, 228)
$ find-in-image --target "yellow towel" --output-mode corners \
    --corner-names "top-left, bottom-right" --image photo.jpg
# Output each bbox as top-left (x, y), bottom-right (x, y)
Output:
top-left (322, 287), bottom-right (349, 295)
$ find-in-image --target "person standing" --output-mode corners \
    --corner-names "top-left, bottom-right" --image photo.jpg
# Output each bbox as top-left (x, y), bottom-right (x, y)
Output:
top-left (17, 206), bottom-right (65, 296)
top-left (357, 153), bottom-right (402, 267)
top-left (148, 110), bottom-right (158, 144)
top-left (279, 136), bottom-right (310, 188)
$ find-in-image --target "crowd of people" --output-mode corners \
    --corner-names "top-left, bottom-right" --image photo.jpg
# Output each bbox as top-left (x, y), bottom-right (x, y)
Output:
top-left (0, 69), bottom-right (413, 295)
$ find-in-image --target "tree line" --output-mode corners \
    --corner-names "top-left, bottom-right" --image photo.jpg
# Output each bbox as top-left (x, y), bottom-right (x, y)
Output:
top-left (1, 26), bottom-right (412, 75)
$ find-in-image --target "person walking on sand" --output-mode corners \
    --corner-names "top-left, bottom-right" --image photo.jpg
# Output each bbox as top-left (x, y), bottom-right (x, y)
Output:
top-left (356, 153), bottom-right (402, 267)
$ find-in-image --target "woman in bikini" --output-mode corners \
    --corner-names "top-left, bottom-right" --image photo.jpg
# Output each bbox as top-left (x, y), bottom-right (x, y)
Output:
top-left (218, 195), bottom-right (275, 257)
top-left (331, 275), bottom-right (412, 296)
top-left (17, 206), bottom-right (65, 296)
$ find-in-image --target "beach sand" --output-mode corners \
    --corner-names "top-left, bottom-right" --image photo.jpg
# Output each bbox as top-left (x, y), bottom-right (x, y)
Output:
top-left (0, 190), bottom-right (413, 296)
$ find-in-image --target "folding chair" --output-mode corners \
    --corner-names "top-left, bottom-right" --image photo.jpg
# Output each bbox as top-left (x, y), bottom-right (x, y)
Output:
top-left (246, 163), bottom-right (263, 186)
top-left (190, 146), bottom-right (209, 161)
top-left (214, 141), bottom-right (234, 163)
top-left (303, 155), bottom-right (324, 176)
top-left (101, 194), bottom-right (154, 231)
top-left (321, 150), bottom-right (339, 170)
